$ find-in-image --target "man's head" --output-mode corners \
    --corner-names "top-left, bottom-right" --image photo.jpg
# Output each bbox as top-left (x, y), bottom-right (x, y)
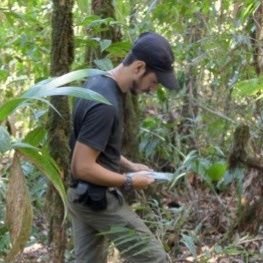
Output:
top-left (123, 32), bottom-right (177, 94)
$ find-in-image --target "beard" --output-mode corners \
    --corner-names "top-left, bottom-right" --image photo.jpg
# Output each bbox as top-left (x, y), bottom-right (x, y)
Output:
top-left (130, 80), bottom-right (140, 95)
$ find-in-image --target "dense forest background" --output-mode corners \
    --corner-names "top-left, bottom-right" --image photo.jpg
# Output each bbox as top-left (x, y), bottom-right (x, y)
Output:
top-left (0, 0), bottom-right (262, 262)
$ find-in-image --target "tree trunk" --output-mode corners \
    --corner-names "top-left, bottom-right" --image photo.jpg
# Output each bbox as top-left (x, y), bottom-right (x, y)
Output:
top-left (85, 0), bottom-right (122, 65)
top-left (232, 2), bottom-right (263, 235)
top-left (46, 0), bottom-right (74, 262)
top-left (253, 3), bottom-right (263, 151)
top-left (86, 0), bottom-right (140, 161)
top-left (178, 19), bottom-right (201, 152)
top-left (121, 1), bottom-right (140, 161)
top-left (228, 124), bottom-right (263, 235)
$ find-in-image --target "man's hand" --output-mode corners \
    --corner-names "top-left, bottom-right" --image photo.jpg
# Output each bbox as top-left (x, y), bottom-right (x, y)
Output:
top-left (128, 171), bottom-right (155, 189)
top-left (130, 162), bottom-right (153, 172)
top-left (120, 156), bottom-right (153, 172)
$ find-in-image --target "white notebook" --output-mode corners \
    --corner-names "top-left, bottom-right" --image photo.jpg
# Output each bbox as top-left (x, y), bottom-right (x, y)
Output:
top-left (127, 172), bottom-right (174, 182)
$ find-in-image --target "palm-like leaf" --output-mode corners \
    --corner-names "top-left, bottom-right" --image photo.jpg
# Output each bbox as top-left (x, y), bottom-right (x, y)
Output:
top-left (0, 68), bottom-right (109, 122)
top-left (0, 68), bottom-right (109, 221)
top-left (15, 145), bottom-right (67, 221)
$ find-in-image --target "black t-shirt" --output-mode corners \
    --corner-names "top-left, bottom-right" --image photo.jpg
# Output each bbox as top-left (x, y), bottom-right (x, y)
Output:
top-left (70, 75), bottom-right (123, 179)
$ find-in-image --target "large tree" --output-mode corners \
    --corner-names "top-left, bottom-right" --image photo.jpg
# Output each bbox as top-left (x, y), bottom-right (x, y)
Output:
top-left (86, 0), bottom-right (141, 161)
top-left (46, 0), bottom-right (74, 262)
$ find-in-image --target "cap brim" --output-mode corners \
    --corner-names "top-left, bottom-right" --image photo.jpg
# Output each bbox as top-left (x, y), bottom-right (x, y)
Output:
top-left (156, 70), bottom-right (178, 90)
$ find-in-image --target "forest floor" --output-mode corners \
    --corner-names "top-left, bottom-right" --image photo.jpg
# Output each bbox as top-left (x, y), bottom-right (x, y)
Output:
top-left (12, 173), bottom-right (263, 263)
top-left (0, 152), bottom-right (261, 263)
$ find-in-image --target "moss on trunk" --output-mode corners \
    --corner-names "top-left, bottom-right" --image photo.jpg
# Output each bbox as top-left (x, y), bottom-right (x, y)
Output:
top-left (46, 1), bottom-right (74, 262)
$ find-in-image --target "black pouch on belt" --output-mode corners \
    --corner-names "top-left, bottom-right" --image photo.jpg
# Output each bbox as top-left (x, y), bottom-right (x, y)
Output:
top-left (74, 181), bottom-right (107, 211)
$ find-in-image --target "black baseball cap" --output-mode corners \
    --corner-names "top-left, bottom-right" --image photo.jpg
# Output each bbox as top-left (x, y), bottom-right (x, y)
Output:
top-left (131, 32), bottom-right (177, 90)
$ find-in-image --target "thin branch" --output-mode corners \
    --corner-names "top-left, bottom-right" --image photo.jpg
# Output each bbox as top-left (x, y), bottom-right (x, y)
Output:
top-left (193, 99), bottom-right (237, 124)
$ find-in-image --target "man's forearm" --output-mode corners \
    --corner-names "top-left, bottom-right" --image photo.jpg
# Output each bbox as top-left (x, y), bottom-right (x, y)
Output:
top-left (73, 160), bottom-right (154, 190)
top-left (73, 161), bottom-right (126, 187)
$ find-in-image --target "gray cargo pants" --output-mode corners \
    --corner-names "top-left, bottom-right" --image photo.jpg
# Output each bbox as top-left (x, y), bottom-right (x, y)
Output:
top-left (67, 187), bottom-right (169, 263)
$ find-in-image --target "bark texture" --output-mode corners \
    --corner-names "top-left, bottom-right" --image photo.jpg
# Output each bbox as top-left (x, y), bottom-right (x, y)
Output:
top-left (178, 17), bottom-right (201, 152)
top-left (87, 0), bottom-right (140, 161)
top-left (252, 3), bottom-right (263, 152)
top-left (228, 124), bottom-right (263, 235)
top-left (46, 0), bottom-right (74, 262)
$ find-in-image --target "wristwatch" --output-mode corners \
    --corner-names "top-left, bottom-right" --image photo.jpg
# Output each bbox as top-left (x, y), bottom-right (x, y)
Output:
top-left (123, 173), bottom-right (133, 192)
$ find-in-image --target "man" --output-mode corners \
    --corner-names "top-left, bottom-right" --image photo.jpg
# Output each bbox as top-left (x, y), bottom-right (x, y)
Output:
top-left (67, 32), bottom-right (177, 263)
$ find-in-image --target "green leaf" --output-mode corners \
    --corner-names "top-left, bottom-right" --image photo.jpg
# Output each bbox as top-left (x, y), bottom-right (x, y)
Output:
top-left (131, 245), bottom-right (151, 257)
top-left (182, 150), bottom-right (198, 167)
top-left (181, 234), bottom-right (196, 257)
top-left (0, 98), bottom-right (27, 122)
top-left (0, 69), bottom-right (109, 122)
top-left (207, 118), bottom-right (225, 138)
top-left (12, 142), bottom-right (39, 151)
top-left (0, 224), bottom-right (10, 253)
top-left (80, 15), bottom-right (101, 26)
top-left (86, 17), bottom-right (115, 29)
top-left (23, 127), bottom-right (46, 147)
top-left (94, 58), bottom-right (114, 71)
top-left (169, 172), bottom-right (187, 189)
top-left (0, 97), bottom-right (61, 122)
top-left (206, 162), bottom-right (227, 182)
top-left (107, 41), bottom-right (131, 57)
top-left (0, 69), bottom-right (8, 81)
top-left (233, 76), bottom-right (263, 98)
top-left (76, 0), bottom-right (89, 13)
top-left (99, 39), bottom-right (112, 52)
top-left (27, 97), bottom-right (62, 116)
top-left (120, 238), bottom-right (150, 256)
top-left (16, 146), bottom-right (67, 221)
top-left (156, 87), bottom-right (168, 102)
top-left (99, 226), bottom-right (150, 257)
top-left (22, 68), bottom-right (105, 97)
top-left (0, 126), bottom-right (12, 154)
top-left (115, 235), bottom-right (141, 247)
top-left (240, 1), bottom-right (261, 21)
top-left (214, 244), bottom-right (223, 254)
top-left (222, 170), bottom-right (234, 185)
top-left (24, 86), bottom-right (110, 105)
top-left (98, 226), bottom-right (129, 235)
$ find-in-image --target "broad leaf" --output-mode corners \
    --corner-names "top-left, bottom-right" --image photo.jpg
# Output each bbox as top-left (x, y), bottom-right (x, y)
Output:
top-left (12, 142), bottom-right (40, 151)
top-left (206, 162), bottom-right (227, 182)
top-left (0, 69), bottom-right (109, 122)
top-left (0, 126), bottom-right (12, 154)
top-left (23, 127), bottom-right (47, 147)
top-left (233, 76), bottom-right (263, 98)
top-left (23, 86), bottom-right (110, 105)
top-left (76, 0), bottom-right (89, 13)
top-left (16, 146), bottom-right (67, 220)
top-left (107, 41), bottom-right (131, 57)
top-left (99, 226), bottom-right (150, 257)
top-left (0, 97), bottom-right (61, 122)
top-left (5, 153), bottom-right (33, 262)
top-left (0, 98), bottom-right (27, 122)
top-left (87, 17), bottom-right (115, 29)
top-left (22, 68), bottom-right (105, 97)
top-left (94, 58), bottom-right (114, 71)
top-left (100, 39), bottom-right (112, 52)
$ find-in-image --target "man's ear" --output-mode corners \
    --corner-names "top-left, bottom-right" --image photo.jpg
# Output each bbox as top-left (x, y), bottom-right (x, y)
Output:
top-left (132, 60), bottom-right (146, 77)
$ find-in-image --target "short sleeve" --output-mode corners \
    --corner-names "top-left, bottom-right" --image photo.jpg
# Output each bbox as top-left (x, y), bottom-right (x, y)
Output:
top-left (77, 104), bottom-right (115, 152)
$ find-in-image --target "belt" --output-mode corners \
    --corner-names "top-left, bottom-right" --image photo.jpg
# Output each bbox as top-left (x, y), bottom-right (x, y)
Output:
top-left (70, 180), bottom-right (118, 193)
